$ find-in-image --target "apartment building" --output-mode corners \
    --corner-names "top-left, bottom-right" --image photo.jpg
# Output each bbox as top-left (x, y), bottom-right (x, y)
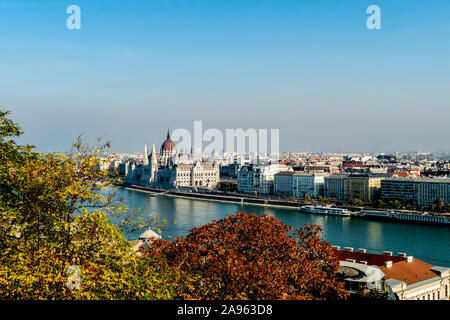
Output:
top-left (346, 174), bottom-right (390, 202)
top-left (381, 177), bottom-right (415, 202)
top-left (414, 178), bottom-right (450, 207)
top-left (381, 177), bottom-right (450, 207)
top-left (237, 164), bottom-right (293, 195)
top-left (324, 174), bottom-right (349, 201)
top-left (274, 171), bottom-right (295, 196)
top-left (292, 173), bottom-right (328, 198)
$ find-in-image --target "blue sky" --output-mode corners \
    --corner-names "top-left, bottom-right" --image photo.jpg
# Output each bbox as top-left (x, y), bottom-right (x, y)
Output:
top-left (1, 0), bottom-right (449, 153)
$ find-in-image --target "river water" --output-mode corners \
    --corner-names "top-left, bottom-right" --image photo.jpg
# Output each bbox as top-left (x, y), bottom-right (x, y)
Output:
top-left (115, 187), bottom-right (450, 267)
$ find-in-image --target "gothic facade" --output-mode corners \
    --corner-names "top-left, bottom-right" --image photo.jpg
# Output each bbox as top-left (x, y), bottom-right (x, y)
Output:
top-left (125, 131), bottom-right (220, 189)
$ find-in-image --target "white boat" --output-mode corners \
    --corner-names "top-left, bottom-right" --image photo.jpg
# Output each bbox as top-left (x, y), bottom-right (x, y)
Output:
top-left (300, 205), bottom-right (328, 214)
top-left (326, 207), bottom-right (352, 216)
top-left (299, 205), bottom-right (352, 217)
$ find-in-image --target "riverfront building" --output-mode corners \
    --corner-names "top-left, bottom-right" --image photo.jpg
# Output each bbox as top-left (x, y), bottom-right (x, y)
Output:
top-left (237, 164), bottom-right (293, 195)
top-left (274, 172), bottom-right (295, 196)
top-left (381, 177), bottom-right (415, 202)
top-left (273, 172), bottom-right (329, 198)
top-left (125, 131), bottom-right (220, 189)
top-left (219, 159), bottom-right (241, 180)
top-left (381, 177), bottom-right (450, 207)
top-left (346, 174), bottom-right (390, 202)
top-left (324, 174), bottom-right (349, 201)
top-left (292, 173), bottom-right (328, 198)
top-left (414, 178), bottom-right (450, 207)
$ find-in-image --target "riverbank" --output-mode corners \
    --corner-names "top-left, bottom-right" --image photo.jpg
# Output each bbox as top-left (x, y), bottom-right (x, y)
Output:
top-left (121, 183), bottom-right (302, 210)
top-left (118, 183), bottom-right (450, 226)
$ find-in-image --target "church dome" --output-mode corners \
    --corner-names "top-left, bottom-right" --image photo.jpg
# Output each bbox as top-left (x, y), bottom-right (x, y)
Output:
top-left (161, 130), bottom-right (176, 152)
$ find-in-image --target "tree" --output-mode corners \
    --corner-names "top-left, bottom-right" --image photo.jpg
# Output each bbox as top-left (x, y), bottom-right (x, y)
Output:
top-left (431, 198), bottom-right (445, 213)
top-left (217, 181), bottom-right (238, 192)
top-left (0, 110), bottom-right (184, 299)
top-left (350, 199), bottom-right (364, 207)
top-left (147, 212), bottom-right (349, 300)
top-left (349, 287), bottom-right (391, 300)
top-left (373, 199), bottom-right (385, 209)
top-left (388, 200), bottom-right (401, 209)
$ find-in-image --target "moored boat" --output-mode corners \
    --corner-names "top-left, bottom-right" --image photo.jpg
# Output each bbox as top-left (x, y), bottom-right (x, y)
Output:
top-left (299, 205), bottom-right (352, 217)
top-left (393, 212), bottom-right (450, 226)
top-left (358, 210), bottom-right (395, 221)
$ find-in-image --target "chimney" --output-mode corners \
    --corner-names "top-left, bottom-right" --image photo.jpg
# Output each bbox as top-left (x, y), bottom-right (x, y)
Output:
top-left (331, 245), bottom-right (340, 250)
top-left (344, 247), bottom-right (354, 252)
top-left (407, 256), bottom-right (414, 263)
top-left (383, 251), bottom-right (393, 256)
top-left (385, 261), bottom-right (393, 269)
top-left (398, 252), bottom-right (407, 257)
top-left (358, 248), bottom-right (367, 253)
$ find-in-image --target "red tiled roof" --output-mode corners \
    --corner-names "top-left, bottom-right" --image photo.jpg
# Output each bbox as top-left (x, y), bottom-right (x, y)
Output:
top-left (334, 249), bottom-right (439, 286)
top-left (334, 250), bottom-right (405, 266)
top-left (380, 259), bottom-right (437, 285)
top-left (393, 172), bottom-right (419, 177)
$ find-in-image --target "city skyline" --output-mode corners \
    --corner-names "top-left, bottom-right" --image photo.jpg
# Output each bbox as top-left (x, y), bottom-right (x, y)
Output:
top-left (1, 0), bottom-right (450, 153)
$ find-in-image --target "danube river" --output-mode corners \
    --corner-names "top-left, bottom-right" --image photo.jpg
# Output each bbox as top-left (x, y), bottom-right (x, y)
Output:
top-left (115, 187), bottom-right (450, 266)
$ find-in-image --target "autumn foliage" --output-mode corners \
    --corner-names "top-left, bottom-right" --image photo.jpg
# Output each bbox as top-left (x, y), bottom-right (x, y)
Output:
top-left (147, 212), bottom-right (349, 300)
top-left (0, 110), bottom-right (186, 299)
top-left (1, 110), bottom-right (349, 300)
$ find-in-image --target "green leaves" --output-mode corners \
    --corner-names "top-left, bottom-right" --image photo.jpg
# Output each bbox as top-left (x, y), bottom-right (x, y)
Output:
top-left (0, 110), bottom-right (23, 140)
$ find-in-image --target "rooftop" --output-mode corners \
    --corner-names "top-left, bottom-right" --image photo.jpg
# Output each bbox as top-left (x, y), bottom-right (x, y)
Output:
top-left (380, 259), bottom-right (438, 286)
top-left (334, 249), bottom-right (443, 286)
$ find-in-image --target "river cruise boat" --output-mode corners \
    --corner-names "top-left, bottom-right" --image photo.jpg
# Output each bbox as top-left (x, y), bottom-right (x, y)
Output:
top-left (358, 210), bottom-right (395, 221)
top-left (299, 205), bottom-right (352, 217)
top-left (393, 212), bottom-right (450, 226)
top-left (359, 210), bottom-right (450, 226)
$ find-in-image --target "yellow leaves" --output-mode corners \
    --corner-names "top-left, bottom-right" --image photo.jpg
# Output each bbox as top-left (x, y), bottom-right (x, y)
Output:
top-left (1, 130), bottom-right (187, 300)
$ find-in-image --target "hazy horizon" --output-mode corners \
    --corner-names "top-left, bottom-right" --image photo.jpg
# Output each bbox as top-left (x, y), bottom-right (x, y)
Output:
top-left (1, 0), bottom-right (449, 154)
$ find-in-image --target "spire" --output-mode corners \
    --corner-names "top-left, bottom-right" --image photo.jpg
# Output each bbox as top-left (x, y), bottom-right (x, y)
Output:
top-left (150, 144), bottom-right (156, 165)
top-left (143, 144), bottom-right (149, 165)
top-left (167, 129), bottom-right (170, 140)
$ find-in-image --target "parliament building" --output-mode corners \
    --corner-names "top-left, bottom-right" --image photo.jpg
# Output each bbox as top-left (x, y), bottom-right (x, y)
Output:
top-left (125, 130), bottom-right (220, 189)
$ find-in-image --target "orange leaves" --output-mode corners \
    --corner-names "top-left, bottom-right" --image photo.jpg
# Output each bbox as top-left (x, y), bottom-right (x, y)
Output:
top-left (147, 212), bottom-right (349, 300)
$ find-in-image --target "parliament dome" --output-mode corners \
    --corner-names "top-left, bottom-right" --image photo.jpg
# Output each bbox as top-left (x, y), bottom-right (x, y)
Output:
top-left (161, 130), bottom-right (176, 152)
